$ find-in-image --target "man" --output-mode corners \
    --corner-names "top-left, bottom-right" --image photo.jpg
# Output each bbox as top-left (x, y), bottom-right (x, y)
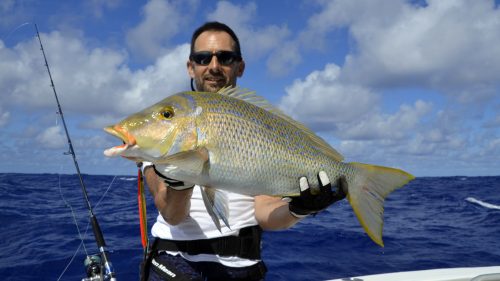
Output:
top-left (141, 21), bottom-right (345, 281)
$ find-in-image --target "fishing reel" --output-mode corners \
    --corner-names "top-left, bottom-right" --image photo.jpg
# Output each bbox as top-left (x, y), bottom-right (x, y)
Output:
top-left (81, 254), bottom-right (116, 281)
top-left (82, 255), bottom-right (103, 281)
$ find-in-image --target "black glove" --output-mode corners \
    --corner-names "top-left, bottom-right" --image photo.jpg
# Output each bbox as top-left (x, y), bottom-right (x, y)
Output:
top-left (288, 171), bottom-right (347, 218)
top-left (153, 165), bottom-right (195, 190)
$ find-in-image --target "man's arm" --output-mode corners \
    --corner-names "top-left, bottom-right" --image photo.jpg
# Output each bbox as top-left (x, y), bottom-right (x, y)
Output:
top-left (254, 172), bottom-right (347, 231)
top-left (143, 166), bottom-right (192, 225)
top-left (254, 195), bottom-right (301, 230)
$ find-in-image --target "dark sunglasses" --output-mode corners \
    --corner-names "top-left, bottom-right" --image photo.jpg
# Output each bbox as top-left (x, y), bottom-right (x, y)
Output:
top-left (190, 51), bottom-right (242, 66)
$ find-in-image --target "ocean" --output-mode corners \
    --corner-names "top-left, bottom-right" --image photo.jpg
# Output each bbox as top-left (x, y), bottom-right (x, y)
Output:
top-left (1, 173), bottom-right (499, 281)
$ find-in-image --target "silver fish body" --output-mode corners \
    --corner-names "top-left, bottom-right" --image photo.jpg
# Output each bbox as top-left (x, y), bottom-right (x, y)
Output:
top-left (104, 88), bottom-right (414, 246)
top-left (160, 91), bottom-right (354, 196)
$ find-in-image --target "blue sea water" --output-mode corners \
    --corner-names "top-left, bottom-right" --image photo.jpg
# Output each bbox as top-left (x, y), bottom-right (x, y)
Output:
top-left (0, 173), bottom-right (499, 281)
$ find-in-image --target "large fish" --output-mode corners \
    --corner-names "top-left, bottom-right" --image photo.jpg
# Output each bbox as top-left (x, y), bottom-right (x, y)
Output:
top-left (104, 88), bottom-right (414, 246)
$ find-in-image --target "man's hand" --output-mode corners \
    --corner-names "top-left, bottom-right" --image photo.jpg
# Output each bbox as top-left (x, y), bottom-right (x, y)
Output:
top-left (140, 162), bottom-right (193, 225)
top-left (152, 165), bottom-right (195, 190)
top-left (287, 171), bottom-right (347, 218)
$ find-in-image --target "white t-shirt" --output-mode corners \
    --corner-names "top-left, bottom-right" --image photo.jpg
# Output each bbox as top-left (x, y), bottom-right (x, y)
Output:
top-left (150, 184), bottom-right (260, 267)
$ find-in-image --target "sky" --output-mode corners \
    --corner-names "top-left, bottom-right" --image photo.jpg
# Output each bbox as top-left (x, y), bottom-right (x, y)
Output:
top-left (0, 0), bottom-right (499, 177)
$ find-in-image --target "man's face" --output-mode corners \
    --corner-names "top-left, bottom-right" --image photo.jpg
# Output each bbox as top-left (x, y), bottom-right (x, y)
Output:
top-left (187, 31), bottom-right (245, 93)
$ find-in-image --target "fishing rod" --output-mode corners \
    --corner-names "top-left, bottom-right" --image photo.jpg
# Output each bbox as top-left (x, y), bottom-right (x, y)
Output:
top-left (34, 24), bottom-right (116, 281)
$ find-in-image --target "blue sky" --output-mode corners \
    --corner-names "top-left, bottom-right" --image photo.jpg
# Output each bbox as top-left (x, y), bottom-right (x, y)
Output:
top-left (0, 0), bottom-right (499, 177)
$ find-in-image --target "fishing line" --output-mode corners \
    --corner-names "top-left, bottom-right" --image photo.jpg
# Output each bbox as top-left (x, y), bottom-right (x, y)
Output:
top-left (57, 241), bottom-right (84, 281)
top-left (56, 172), bottom-right (118, 280)
top-left (58, 172), bottom-right (90, 257)
top-left (95, 176), bottom-right (117, 208)
top-left (57, 171), bottom-right (117, 259)
top-left (1, 22), bottom-right (33, 42)
top-left (78, 175), bottom-right (118, 256)
top-left (57, 171), bottom-right (87, 281)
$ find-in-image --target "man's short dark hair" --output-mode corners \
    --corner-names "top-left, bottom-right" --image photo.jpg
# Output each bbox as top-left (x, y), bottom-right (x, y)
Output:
top-left (190, 21), bottom-right (242, 58)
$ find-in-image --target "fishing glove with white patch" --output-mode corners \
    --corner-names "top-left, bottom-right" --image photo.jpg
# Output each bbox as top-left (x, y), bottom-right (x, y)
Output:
top-left (287, 171), bottom-right (347, 218)
top-left (145, 163), bottom-right (194, 190)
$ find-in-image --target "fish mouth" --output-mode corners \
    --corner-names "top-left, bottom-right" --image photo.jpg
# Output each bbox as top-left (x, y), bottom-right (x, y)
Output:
top-left (103, 125), bottom-right (137, 157)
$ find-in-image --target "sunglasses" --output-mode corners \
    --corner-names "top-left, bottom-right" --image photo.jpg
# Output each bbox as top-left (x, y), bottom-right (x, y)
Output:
top-left (190, 51), bottom-right (242, 66)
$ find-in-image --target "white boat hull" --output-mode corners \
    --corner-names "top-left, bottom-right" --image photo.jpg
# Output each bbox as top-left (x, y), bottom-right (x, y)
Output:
top-left (328, 266), bottom-right (500, 281)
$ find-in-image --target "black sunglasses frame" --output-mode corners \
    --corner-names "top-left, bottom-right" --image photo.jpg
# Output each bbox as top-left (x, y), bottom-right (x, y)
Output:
top-left (190, 51), bottom-right (242, 66)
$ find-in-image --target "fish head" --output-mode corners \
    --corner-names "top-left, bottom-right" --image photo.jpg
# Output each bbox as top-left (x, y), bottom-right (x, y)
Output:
top-left (103, 93), bottom-right (200, 162)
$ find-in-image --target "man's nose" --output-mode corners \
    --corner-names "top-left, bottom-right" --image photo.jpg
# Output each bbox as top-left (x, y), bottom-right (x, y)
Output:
top-left (207, 55), bottom-right (221, 69)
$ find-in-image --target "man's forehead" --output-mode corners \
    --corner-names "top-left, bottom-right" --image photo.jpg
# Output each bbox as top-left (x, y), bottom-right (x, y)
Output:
top-left (194, 31), bottom-right (236, 51)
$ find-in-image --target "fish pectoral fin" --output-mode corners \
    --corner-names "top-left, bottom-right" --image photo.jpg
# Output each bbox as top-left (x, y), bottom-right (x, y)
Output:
top-left (157, 148), bottom-right (209, 176)
top-left (200, 186), bottom-right (231, 232)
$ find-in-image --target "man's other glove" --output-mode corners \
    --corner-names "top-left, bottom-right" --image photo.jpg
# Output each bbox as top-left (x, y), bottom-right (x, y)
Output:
top-left (287, 171), bottom-right (347, 218)
top-left (152, 165), bottom-right (195, 190)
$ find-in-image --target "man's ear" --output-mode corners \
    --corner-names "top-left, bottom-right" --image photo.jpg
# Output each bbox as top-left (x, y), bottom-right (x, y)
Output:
top-left (237, 60), bottom-right (245, 77)
top-left (187, 60), bottom-right (195, 78)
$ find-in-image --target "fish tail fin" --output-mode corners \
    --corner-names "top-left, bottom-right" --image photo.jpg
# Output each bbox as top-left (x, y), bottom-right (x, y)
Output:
top-left (347, 162), bottom-right (415, 247)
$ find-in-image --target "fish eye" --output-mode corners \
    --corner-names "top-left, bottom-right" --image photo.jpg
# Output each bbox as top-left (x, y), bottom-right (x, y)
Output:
top-left (161, 108), bottom-right (174, 119)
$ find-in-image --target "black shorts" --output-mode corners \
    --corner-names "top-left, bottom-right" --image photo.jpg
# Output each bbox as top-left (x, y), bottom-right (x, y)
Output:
top-left (144, 252), bottom-right (267, 281)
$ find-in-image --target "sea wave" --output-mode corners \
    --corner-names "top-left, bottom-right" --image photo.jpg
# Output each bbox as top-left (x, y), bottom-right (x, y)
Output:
top-left (466, 197), bottom-right (500, 210)
top-left (1, 174), bottom-right (500, 281)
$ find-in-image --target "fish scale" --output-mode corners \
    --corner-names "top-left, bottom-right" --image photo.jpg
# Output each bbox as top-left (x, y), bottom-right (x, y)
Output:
top-left (104, 88), bottom-right (415, 246)
top-left (194, 92), bottom-right (336, 195)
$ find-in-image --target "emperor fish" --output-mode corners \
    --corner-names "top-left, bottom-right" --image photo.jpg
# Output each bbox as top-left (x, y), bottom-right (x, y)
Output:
top-left (104, 88), bottom-right (414, 246)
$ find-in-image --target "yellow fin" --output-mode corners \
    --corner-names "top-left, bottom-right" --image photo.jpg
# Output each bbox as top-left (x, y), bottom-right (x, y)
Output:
top-left (217, 87), bottom-right (344, 161)
top-left (347, 163), bottom-right (415, 246)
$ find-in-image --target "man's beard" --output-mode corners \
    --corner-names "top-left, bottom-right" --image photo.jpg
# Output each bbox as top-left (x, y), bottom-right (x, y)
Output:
top-left (196, 75), bottom-right (228, 92)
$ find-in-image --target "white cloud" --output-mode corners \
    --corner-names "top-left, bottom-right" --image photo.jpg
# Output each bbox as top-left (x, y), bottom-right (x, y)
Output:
top-left (35, 125), bottom-right (66, 149)
top-left (484, 115), bottom-right (500, 128)
top-left (206, 1), bottom-right (257, 29)
top-left (340, 100), bottom-right (432, 140)
top-left (85, 0), bottom-right (121, 18)
top-left (126, 0), bottom-right (185, 60)
top-left (117, 43), bottom-right (191, 114)
top-left (0, 106), bottom-right (9, 127)
top-left (280, 63), bottom-right (433, 142)
top-left (0, 0), bottom-right (32, 29)
top-left (1, 32), bottom-right (190, 129)
top-left (266, 42), bottom-right (301, 77)
top-left (278, 62), bottom-right (442, 170)
top-left (206, 1), bottom-right (291, 74)
top-left (279, 63), bottom-right (379, 131)
top-left (295, 0), bottom-right (500, 104)
top-left (483, 138), bottom-right (500, 156)
top-left (275, 0), bottom-right (500, 173)
top-left (1, 32), bottom-right (131, 111)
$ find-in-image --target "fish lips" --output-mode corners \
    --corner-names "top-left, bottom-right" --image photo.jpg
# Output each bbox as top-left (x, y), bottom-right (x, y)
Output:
top-left (103, 125), bottom-right (139, 159)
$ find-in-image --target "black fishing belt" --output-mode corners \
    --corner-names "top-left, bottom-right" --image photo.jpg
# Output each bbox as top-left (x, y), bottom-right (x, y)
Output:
top-left (141, 226), bottom-right (263, 280)
top-left (155, 225), bottom-right (262, 260)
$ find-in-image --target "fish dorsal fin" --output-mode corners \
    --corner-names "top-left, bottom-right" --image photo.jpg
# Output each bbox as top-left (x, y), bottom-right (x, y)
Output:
top-left (217, 87), bottom-right (344, 161)
top-left (217, 87), bottom-right (278, 113)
